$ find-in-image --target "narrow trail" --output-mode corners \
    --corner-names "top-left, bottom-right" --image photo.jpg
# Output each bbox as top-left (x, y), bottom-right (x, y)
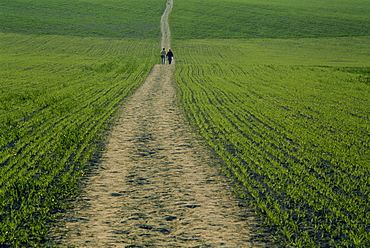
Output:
top-left (52, 0), bottom-right (272, 247)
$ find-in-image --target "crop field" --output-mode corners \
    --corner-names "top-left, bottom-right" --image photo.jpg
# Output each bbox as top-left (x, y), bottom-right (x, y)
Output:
top-left (0, 0), bottom-right (164, 246)
top-left (0, 33), bottom-right (158, 246)
top-left (174, 38), bottom-right (370, 247)
top-left (0, 0), bottom-right (166, 38)
top-left (1, 0), bottom-right (369, 247)
top-left (170, 0), bottom-right (370, 39)
top-left (172, 0), bottom-right (370, 247)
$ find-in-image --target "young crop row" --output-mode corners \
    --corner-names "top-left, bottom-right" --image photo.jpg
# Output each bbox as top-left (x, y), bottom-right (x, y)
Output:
top-left (174, 39), bottom-right (370, 247)
top-left (0, 33), bottom-right (158, 246)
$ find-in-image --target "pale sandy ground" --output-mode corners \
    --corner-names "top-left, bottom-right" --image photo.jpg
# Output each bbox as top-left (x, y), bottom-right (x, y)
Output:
top-left (51, 0), bottom-right (276, 247)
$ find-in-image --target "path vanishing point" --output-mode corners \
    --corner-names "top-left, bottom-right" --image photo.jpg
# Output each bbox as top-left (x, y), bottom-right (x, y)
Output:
top-left (52, 0), bottom-right (272, 247)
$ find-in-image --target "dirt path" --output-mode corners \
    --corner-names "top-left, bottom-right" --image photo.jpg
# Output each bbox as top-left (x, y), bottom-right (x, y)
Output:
top-left (160, 0), bottom-right (172, 49)
top-left (52, 0), bottom-right (272, 247)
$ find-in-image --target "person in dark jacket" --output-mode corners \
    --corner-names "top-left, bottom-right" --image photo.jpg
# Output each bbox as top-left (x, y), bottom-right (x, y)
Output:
top-left (166, 49), bottom-right (174, 64)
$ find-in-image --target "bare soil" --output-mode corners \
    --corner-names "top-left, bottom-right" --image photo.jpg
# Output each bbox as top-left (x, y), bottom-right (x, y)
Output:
top-left (51, 1), bottom-right (275, 247)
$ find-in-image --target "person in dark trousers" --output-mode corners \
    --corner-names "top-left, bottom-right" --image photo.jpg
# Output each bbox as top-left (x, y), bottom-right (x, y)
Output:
top-left (160, 48), bottom-right (166, 64)
top-left (166, 49), bottom-right (174, 64)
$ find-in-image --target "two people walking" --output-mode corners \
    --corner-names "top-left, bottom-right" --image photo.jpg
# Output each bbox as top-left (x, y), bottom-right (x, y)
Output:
top-left (160, 48), bottom-right (174, 65)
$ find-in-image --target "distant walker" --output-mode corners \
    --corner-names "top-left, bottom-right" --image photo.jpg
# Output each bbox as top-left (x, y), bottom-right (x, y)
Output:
top-left (166, 49), bottom-right (174, 64)
top-left (160, 48), bottom-right (166, 64)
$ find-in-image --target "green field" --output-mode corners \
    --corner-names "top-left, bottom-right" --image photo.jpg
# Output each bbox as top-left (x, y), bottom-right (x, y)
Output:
top-left (172, 0), bottom-right (370, 246)
top-left (1, 0), bottom-right (370, 247)
top-left (0, 0), bottom-right (165, 38)
top-left (0, 33), bottom-right (158, 246)
top-left (174, 42), bottom-right (370, 246)
top-left (170, 0), bottom-right (370, 39)
top-left (0, 0), bottom-right (165, 246)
